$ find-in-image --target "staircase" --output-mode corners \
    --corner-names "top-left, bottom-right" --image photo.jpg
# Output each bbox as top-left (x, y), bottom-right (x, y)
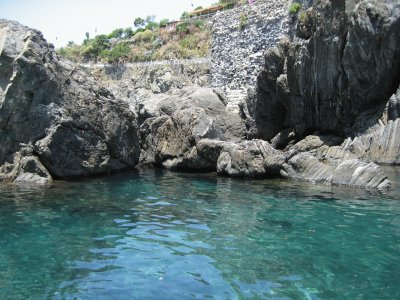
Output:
top-left (225, 89), bottom-right (247, 114)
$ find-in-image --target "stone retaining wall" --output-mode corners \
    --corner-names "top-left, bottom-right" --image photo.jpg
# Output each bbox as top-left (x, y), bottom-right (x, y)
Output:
top-left (211, 0), bottom-right (291, 92)
top-left (210, 0), bottom-right (311, 94)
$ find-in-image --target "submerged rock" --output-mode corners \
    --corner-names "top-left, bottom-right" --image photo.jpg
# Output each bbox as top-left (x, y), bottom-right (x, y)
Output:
top-left (0, 20), bottom-right (140, 182)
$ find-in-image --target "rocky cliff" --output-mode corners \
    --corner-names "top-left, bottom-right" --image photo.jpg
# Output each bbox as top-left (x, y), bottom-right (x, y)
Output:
top-left (256, 0), bottom-right (400, 141)
top-left (1, 0), bottom-right (398, 191)
top-left (135, 0), bottom-right (398, 190)
top-left (0, 20), bottom-right (140, 183)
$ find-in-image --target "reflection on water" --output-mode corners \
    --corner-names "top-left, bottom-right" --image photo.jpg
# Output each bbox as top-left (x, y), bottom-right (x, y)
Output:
top-left (0, 169), bottom-right (399, 299)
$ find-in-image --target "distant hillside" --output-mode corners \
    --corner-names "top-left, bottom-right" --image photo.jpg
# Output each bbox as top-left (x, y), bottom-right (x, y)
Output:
top-left (57, 0), bottom-right (246, 63)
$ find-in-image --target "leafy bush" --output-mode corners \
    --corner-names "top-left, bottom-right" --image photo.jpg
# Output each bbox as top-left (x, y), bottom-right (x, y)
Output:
top-left (152, 37), bottom-right (164, 49)
top-left (239, 12), bottom-right (248, 30)
top-left (288, 2), bottom-right (302, 14)
top-left (101, 43), bottom-right (131, 62)
top-left (180, 11), bottom-right (189, 20)
top-left (108, 28), bottom-right (123, 39)
top-left (194, 19), bottom-right (204, 29)
top-left (133, 29), bottom-right (155, 43)
top-left (180, 35), bottom-right (197, 50)
top-left (159, 19), bottom-right (169, 27)
top-left (124, 27), bottom-right (134, 38)
top-left (58, 8), bottom-right (212, 63)
top-left (176, 22), bottom-right (189, 34)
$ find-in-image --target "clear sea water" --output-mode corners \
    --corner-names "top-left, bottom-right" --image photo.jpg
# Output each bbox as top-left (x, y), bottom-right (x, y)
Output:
top-left (0, 168), bottom-right (399, 300)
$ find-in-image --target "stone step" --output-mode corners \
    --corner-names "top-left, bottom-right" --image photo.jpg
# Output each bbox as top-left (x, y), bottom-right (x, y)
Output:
top-left (225, 89), bottom-right (247, 113)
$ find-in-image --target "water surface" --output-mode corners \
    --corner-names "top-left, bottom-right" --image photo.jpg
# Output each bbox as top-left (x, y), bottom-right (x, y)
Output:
top-left (0, 169), bottom-right (399, 299)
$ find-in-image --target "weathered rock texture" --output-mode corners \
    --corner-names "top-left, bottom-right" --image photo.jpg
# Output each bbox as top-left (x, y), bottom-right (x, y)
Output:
top-left (138, 86), bottom-right (247, 169)
top-left (0, 20), bottom-right (140, 183)
top-left (134, 0), bottom-right (396, 190)
top-left (256, 0), bottom-right (400, 140)
top-left (87, 59), bottom-right (211, 115)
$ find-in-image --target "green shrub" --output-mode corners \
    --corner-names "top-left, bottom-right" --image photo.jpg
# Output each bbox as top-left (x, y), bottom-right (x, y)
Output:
top-left (298, 10), bottom-right (307, 22)
top-left (239, 12), bottom-right (248, 30)
top-left (288, 2), bottom-right (302, 14)
top-left (134, 17), bottom-right (145, 28)
top-left (176, 22), bottom-right (189, 34)
top-left (159, 19), bottom-right (169, 27)
top-left (152, 37), bottom-right (164, 49)
top-left (179, 35), bottom-right (197, 50)
top-left (194, 19), bottom-right (204, 29)
top-left (124, 27), bottom-right (134, 38)
top-left (108, 28), bottom-right (123, 39)
top-left (101, 43), bottom-right (131, 62)
top-left (133, 29), bottom-right (155, 43)
top-left (180, 11), bottom-right (189, 20)
top-left (145, 21), bottom-right (159, 31)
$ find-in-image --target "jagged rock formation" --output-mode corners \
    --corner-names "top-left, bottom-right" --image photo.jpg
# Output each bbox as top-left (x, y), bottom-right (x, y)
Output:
top-left (0, 20), bottom-right (140, 183)
top-left (138, 86), bottom-right (247, 169)
top-left (89, 59), bottom-right (211, 113)
top-left (129, 0), bottom-right (396, 190)
top-left (1, 0), bottom-right (397, 191)
top-left (256, 0), bottom-right (400, 140)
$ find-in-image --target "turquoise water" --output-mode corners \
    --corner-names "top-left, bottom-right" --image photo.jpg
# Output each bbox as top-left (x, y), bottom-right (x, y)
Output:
top-left (0, 169), bottom-right (399, 299)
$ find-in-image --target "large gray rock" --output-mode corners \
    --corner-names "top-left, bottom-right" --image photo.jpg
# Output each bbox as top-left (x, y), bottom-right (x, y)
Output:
top-left (282, 151), bottom-right (390, 190)
top-left (217, 139), bottom-right (285, 177)
top-left (0, 150), bottom-right (52, 185)
top-left (256, 0), bottom-right (400, 141)
top-left (343, 86), bottom-right (400, 164)
top-left (0, 20), bottom-right (140, 181)
top-left (299, 86), bottom-right (400, 166)
top-left (138, 86), bottom-right (247, 168)
top-left (255, 47), bottom-right (287, 140)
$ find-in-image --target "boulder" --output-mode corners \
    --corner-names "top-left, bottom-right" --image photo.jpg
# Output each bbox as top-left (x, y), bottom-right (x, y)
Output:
top-left (283, 152), bottom-right (390, 190)
top-left (332, 160), bottom-right (390, 190)
top-left (217, 139), bottom-right (285, 177)
top-left (0, 20), bottom-right (140, 181)
top-left (137, 86), bottom-right (247, 169)
top-left (0, 151), bottom-right (52, 185)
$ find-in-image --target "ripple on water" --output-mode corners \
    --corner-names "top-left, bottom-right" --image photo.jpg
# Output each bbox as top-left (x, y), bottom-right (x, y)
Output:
top-left (0, 169), bottom-right (399, 299)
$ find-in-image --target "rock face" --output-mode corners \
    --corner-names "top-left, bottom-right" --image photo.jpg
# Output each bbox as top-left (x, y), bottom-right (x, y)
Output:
top-left (0, 20), bottom-right (140, 182)
top-left (256, 0), bottom-right (400, 140)
top-left (138, 86), bottom-right (247, 169)
top-left (282, 146), bottom-right (390, 190)
top-left (133, 0), bottom-right (396, 190)
top-left (1, 1), bottom-right (396, 192)
top-left (89, 59), bottom-right (211, 114)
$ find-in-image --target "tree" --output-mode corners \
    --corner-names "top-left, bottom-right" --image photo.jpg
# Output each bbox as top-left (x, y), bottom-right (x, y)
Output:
top-left (180, 11), bottom-right (189, 20)
top-left (145, 15), bottom-right (156, 24)
top-left (108, 28), bottom-right (124, 39)
top-left (159, 18), bottom-right (169, 27)
top-left (85, 31), bottom-right (90, 40)
top-left (134, 17), bottom-right (145, 28)
top-left (124, 27), bottom-right (134, 38)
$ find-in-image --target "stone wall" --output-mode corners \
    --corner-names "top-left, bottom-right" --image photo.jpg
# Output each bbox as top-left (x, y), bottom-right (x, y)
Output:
top-left (210, 0), bottom-right (291, 93)
top-left (210, 0), bottom-right (311, 110)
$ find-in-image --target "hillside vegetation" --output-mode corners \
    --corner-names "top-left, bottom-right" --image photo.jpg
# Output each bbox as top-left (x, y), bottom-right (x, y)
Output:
top-left (57, 0), bottom-right (246, 63)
